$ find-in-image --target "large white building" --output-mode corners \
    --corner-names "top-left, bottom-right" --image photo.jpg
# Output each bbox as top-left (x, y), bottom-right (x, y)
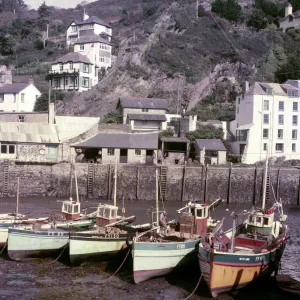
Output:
top-left (230, 80), bottom-right (300, 163)
top-left (0, 81), bottom-right (41, 112)
top-left (66, 12), bottom-right (112, 46)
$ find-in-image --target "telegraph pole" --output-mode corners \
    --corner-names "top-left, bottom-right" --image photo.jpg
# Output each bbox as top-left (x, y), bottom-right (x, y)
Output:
top-left (196, 0), bottom-right (199, 19)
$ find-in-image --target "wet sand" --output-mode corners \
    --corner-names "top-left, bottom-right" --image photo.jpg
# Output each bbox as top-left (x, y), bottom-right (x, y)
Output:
top-left (0, 197), bottom-right (299, 300)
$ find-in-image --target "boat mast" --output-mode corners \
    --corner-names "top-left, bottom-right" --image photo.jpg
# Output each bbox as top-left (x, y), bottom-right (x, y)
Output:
top-left (230, 213), bottom-right (237, 252)
top-left (74, 166), bottom-right (79, 203)
top-left (113, 158), bottom-right (117, 207)
top-left (155, 167), bottom-right (159, 226)
top-left (262, 146), bottom-right (269, 210)
top-left (16, 177), bottom-right (20, 217)
top-left (70, 163), bottom-right (73, 199)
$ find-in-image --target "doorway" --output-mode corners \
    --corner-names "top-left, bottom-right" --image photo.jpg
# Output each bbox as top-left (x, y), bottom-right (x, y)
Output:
top-left (120, 149), bottom-right (128, 163)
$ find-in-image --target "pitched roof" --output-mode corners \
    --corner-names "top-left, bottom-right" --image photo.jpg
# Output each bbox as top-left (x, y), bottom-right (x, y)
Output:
top-left (245, 82), bottom-right (300, 96)
top-left (280, 10), bottom-right (300, 21)
top-left (53, 52), bottom-right (92, 64)
top-left (118, 97), bottom-right (168, 110)
top-left (0, 123), bottom-right (59, 143)
top-left (74, 34), bottom-right (111, 46)
top-left (72, 132), bottom-right (159, 149)
top-left (161, 137), bottom-right (190, 143)
top-left (196, 139), bottom-right (226, 151)
top-left (127, 114), bottom-right (167, 121)
top-left (0, 83), bottom-right (29, 94)
top-left (77, 16), bottom-right (112, 29)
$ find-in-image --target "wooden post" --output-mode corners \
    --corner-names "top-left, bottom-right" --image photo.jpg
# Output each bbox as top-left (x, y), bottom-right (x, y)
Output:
top-left (136, 163), bottom-right (139, 200)
top-left (227, 163), bottom-right (232, 204)
top-left (204, 165), bottom-right (209, 203)
top-left (181, 162), bottom-right (186, 202)
top-left (298, 170), bottom-right (300, 206)
top-left (253, 164), bottom-right (257, 205)
top-left (201, 165), bottom-right (205, 201)
top-left (276, 168), bottom-right (281, 201)
top-left (108, 162), bottom-right (111, 200)
top-left (16, 178), bottom-right (20, 216)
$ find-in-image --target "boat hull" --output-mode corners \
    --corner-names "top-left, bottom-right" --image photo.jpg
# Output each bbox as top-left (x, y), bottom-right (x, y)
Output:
top-left (69, 232), bottom-right (128, 264)
top-left (199, 241), bottom-right (286, 297)
top-left (7, 228), bottom-right (69, 260)
top-left (132, 239), bottom-right (200, 284)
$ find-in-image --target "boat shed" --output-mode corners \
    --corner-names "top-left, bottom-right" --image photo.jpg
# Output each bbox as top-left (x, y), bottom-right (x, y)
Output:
top-left (72, 131), bottom-right (159, 164)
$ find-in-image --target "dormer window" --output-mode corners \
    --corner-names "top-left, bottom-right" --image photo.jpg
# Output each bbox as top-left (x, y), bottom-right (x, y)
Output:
top-left (71, 25), bottom-right (77, 32)
top-left (266, 88), bottom-right (273, 95)
top-left (288, 90), bottom-right (297, 97)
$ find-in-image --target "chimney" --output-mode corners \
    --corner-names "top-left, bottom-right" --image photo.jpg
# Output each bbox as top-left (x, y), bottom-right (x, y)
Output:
top-left (48, 103), bottom-right (55, 124)
top-left (285, 3), bottom-right (293, 17)
top-left (179, 130), bottom-right (185, 138)
top-left (242, 81), bottom-right (249, 94)
top-left (27, 76), bottom-right (34, 85)
top-left (83, 8), bottom-right (89, 21)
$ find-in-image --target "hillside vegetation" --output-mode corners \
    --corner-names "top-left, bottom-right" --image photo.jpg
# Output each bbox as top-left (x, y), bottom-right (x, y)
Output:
top-left (1, 0), bottom-right (300, 121)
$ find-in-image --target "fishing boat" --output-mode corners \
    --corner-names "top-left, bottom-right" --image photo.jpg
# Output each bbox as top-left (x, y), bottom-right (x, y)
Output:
top-left (276, 274), bottom-right (300, 296)
top-left (131, 168), bottom-right (222, 284)
top-left (198, 153), bottom-right (289, 297)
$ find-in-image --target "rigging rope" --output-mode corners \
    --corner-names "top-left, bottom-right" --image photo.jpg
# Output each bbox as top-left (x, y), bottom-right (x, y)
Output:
top-left (182, 274), bottom-right (203, 300)
top-left (0, 242), bottom-right (7, 256)
top-left (47, 239), bottom-right (69, 265)
top-left (99, 246), bottom-right (131, 284)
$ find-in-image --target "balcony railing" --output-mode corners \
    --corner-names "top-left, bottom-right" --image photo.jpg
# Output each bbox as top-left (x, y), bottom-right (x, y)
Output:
top-left (48, 69), bottom-right (80, 75)
top-left (52, 85), bottom-right (79, 90)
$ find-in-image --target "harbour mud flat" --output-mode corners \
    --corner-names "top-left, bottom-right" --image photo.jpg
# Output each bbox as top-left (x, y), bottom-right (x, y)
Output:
top-left (0, 197), bottom-right (299, 300)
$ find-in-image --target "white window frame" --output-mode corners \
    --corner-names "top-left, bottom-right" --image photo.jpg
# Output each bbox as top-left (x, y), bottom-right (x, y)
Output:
top-left (263, 143), bottom-right (268, 151)
top-left (293, 115), bottom-right (298, 126)
top-left (293, 102), bottom-right (298, 112)
top-left (292, 129), bottom-right (298, 140)
top-left (263, 100), bottom-right (269, 110)
top-left (0, 94), bottom-right (4, 103)
top-left (278, 101), bottom-right (284, 111)
top-left (83, 64), bottom-right (89, 73)
top-left (135, 149), bottom-right (141, 156)
top-left (292, 143), bottom-right (296, 152)
top-left (21, 93), bottom-right (25, 103)
top-left (107, 148), bottom-right (115, 156)
top-left (18, 115), bottom-right (25, 123)
top-left (278, 115), bottom-right (284, 125)
top-left (0, 143), bottom-right (16, 155)
top-left (275, 143), bottom-right (284, 152)
top-left (71, 25), bottom-right (77, 32)
top-left (263, 114), bottom-right (269, 124)
top-left (82, 77), bottom-right (89, 87)
top-left (263, 129), bottom-right (269, 139)
top-left (80, 44), bottom-right (84, 50)
top-left (277, 129), bottom-right (283, 139)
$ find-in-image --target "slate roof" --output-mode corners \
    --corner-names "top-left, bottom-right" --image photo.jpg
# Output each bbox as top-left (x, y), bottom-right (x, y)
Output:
top-left (196, 139), bottom-right (226, 151)
top-left (245, 82), bottom-right (300, 96)
top-left (0, 123), bottom-right (59, 144)
top-left (53, 52), bottom-right (92, 64)
top-left (77, 16), bottom-right (112, 28)
top-left (74, 34), bottom-right (111, 45)
top-left (118, 97), bottom-right (168, 110)
top-left (161, 137), bottom-right (190, 143)
top-left (280, 10), bottom-right (300, 21)
top-left (72, 132), bottom-right (159, 149)
top-left (0, 83), bottom-right (29, 94)
top-left (127, 114), bottom-right (167, 121)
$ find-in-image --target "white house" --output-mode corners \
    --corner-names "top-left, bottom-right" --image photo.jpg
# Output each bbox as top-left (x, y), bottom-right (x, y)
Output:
top-left (74, 34), bottom-right (112, 73)
top-left (230, 80), bottom-right (300, 164)
top-left (279, 3), bottom-right (300, 32)
top-left (0, 82), bottom-right (41, 112)
top-left (66, 12), bottom-right (112, 46)
top-left (48, 52), bottom-right (95, 92)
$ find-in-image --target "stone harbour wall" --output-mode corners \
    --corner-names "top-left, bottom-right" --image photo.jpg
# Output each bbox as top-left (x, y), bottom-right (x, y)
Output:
top-left (0, 160), bottom-right (299, 205)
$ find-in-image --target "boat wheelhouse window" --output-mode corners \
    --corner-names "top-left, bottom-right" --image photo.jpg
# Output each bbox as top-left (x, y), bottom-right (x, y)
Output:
top-left (63, 204), bottom-right (68, 211)
top-left (73, 205), bottom-right (79, 213)
top-left (197, 209), bottom-right (204, 218)
top-left (263, 217), bottom-right (269, 225)
top-left (111, 209), bottom-right (116, 218)
top-left (67, 205), bottom-right (72, 213)
top-left (249, 215), bottom-right (254, 223)
top-left (256, 217), bottom-right (262, 223)
top-left (190, 207), bottom-right (195, 216)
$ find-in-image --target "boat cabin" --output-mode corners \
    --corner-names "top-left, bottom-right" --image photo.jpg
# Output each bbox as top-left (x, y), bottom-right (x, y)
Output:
top-left (96, 204), bottom-right (118, 226)
top-left (245, 211), bottom-right (274, 236)
top-left (178, 202), bottom-right (209, 236)
top-left (61, 199), bottom-right (81, 220)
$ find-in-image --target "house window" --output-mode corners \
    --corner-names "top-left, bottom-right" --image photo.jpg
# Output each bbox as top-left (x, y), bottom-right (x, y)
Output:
top-left (47, 145), bottom-right (58, 159)
top-left (266, 88), bottom-right (273, 95)
top-left (278, 115), bottom-right (284, 125)
top-left (80, 44), bottom-right (84, 50)
top-left (292, 129), bottom-right (298, 140)
top-left (69, 62), bottom-right (73, 70)
top-left (288, 90), bottom-right (297, 97)
top-left (0, 94), bottom-right (4, 103)
top-left (277, 129), bottom-right (283, 139)
top-left (292, 143), bottom-right (296, 152)
top-left (237, 107), bottom-right (239, 114)
top-left (293, 115), bottom-right (298, 125)
top-left (107, 148), bottom-right (115, 156)
top-left (278, 101), bottom-right (284, 111)
top-left (1, 143), bottom-right (15, 154)
top-left (263, 129), bottom-right (269, 139)
top-left (18, 115), bottom-right (25, 123)
top-left (21, 93), bottom-right (25, 103)
top-left (65, 78), bottom-right (68, 86)
top-left (135, 149), bottom-right (141, 156)
top-left (89, 24), bottom-right (94, 29)
top-left (71, 25), bottom-right (77, 32)
top-left (293, 102), bottom-right (298, 112)
top-left (82, 77), bottom-right (89, 87)
top-left (263, 143), bottom-right (268, 151)
top-left (263, 114), bottom-right (269, 124)
top-left (83, 64), bottom-right (89, 73)
top-left (275, 143), bottom-right (284, 152)
top-left (59, 63), bottom-right (63, 71)
top-left (100, 56), bottom-right (105, 62)
top-left (13, 94), bottom-right (16, 102)
top-left (142, 108), bottom-right (149, 112)
top-left (263, 100), bottom-right (269, 110)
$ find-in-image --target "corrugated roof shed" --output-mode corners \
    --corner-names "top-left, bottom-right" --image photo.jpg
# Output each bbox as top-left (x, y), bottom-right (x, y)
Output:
top-left (72, 132), bottom-right (159, 149)
top-left (53, 52), bottom-right (92, 64)
top-left (0, 123), bottom-right (59, 143)
top-left (0, 83), bottom-right (29, 94)
top-left (128, 114), bottom-right (167, 121)
top-left (118, 97), bottom-right (168, 110)
top-left (196, 139), bottom-right (226, 151)
top-left (55, 116), bottom-right (100, 141)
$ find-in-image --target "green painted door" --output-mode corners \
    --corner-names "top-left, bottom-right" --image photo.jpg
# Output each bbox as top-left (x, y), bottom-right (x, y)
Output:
top-left (47, 145), bottom-right (58, 159)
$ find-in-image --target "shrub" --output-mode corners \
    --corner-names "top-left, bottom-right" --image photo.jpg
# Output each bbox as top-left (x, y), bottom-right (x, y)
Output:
top-left (100, 111), bottom-right (122, 124)
top-left (211, 0), bottom-right (242, 22)
top-left (186, 125), bottom-right (223, 142)
top-left (247, 8), bottom-right (268, 30)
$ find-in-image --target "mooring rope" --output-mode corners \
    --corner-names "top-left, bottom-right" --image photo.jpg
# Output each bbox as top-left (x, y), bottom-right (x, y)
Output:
top-left (0, 242), bottom-right (7, 256)
top-left (47, 239), bottom-right (69, 265)
top-left (182, 274), bottom-right (203, 300)
top-left (99, 246), bottom-right (131, 284)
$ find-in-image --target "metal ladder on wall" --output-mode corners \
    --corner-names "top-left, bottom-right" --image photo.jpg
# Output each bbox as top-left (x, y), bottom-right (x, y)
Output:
top-left (160, 166), bottom-right (167, 201)
top-left (3, 159), bottom-right (9, 196)
top-left (265, 170), bottom-right (270, 202)
top-left (87, 163), bottom-right (94, 199)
